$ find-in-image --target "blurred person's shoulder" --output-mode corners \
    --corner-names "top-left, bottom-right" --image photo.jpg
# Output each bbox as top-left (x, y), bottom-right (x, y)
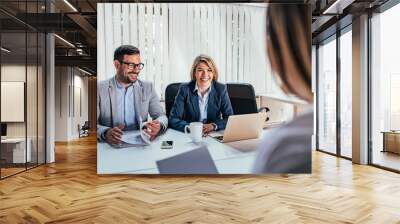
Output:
top-left (282, 107), bottom-right (313, 132)
top-left (268, 107), bottom-right (313, 143)
top-left (254, 107), bottom-right (313, 173)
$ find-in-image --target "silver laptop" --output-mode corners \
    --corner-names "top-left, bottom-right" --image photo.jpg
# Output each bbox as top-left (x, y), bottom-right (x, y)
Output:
top-left (212, 112), bottom-right (267, 143)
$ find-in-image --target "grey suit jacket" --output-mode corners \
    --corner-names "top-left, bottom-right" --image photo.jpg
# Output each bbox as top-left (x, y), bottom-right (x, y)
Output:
top-left (97, 77), bottom-right (168, 142)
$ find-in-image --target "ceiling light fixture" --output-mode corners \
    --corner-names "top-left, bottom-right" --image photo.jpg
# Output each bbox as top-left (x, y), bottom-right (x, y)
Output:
top-left (78, 67), bottom-right (92, 76)
top-left (322, 0), bottom-right (354, 15)
top-left (1, 47), bottom-right (11, 53)
top-left (54, 34), bottom-right (75, 48)
top-left (63, 0), bottom-right (78, 12)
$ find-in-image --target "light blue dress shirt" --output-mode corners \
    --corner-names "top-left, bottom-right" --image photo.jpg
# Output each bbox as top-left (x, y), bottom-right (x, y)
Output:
top-left (194, 83), bottom-right (211, 123)
top-left (114, 77), bottom-right (137, 130)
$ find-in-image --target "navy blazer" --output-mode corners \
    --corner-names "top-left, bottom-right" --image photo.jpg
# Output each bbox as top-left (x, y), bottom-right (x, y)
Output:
top-left (169, 81), bottom-right (233, 132)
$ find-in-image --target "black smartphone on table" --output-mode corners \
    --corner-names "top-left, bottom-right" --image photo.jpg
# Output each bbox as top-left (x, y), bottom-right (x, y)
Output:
top-left (161, 141), bottom-right (173, 149)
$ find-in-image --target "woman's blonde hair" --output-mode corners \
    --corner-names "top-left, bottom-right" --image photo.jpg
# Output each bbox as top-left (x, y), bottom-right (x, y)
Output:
top-left (190, 54), bottom-right (219, 81)
top-left (266, 4), bottom-right (313, 103)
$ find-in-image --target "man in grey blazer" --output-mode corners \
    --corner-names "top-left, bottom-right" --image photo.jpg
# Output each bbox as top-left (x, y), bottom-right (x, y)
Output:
top-left (97, 45), bottom-right (168, 144)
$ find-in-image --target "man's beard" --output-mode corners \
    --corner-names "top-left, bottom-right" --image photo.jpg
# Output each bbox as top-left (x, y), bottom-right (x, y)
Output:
top-left (126, 72), bottom-right (138, 83)
top-left (118, 70), bottom-right (138, 83)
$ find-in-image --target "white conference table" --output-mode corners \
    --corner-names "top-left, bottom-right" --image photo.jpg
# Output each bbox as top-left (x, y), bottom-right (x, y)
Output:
top-left (97, 129), bottom-right (270, 174)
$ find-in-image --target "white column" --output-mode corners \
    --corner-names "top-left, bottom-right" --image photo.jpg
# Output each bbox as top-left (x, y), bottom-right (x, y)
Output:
top-left (46, 33), bottom-right (55, 163)
top-left (54, 67), bottom-right (74, 141)
top-left (312, 45), bottom-right (317, 150)
top-left (352, 14), bottom-right (369, 164)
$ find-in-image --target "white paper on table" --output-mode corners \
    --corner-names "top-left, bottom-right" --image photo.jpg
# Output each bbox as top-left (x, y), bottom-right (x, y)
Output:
top-left (140, 129), bottom-right (151, 144)
top-left (114, 130), bottom-right (150, 148)
top-left (120, 130), bottom-right (151, 146)
top-left (109, 120), bottom-right (152, 148)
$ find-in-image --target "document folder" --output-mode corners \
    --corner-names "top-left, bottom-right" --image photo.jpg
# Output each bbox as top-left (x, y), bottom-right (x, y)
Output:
top-left (156, 146), bottom-right (218, 174)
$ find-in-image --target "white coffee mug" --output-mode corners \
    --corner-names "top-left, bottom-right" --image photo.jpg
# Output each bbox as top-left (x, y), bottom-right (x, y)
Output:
top-left (184, 122), bottom-right (203, 143)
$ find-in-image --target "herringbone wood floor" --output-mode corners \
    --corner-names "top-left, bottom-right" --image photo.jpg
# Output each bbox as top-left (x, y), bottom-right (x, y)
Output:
top-left (1, 135), bottom-right (400, 224)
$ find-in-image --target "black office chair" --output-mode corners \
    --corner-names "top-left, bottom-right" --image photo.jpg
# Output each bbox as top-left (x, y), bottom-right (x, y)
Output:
top-left (78, 121), bottom-right (90, 138)
top-left (226, 83), bottom-right (270, 121)
top-left (165, 82), bottom-right (183, 117)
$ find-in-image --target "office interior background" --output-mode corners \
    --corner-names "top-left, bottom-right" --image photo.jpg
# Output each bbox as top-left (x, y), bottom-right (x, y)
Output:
top-left (0, 0), bottom-right (97, 178)
top-left (1, 0), bottom-right (400, 222)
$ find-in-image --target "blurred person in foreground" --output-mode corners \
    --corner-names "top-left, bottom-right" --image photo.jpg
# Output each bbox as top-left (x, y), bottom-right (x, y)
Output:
top-left (253, 4), bottom-right (313, 173)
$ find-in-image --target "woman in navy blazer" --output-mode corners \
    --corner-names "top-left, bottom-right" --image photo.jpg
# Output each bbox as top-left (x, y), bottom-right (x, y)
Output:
top-left (169, 55), bottom-right (233, 134)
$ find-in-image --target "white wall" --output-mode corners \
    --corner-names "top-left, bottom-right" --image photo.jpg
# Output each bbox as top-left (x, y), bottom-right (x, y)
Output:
top-left (1, 63), bottom-right (46, 164)
top-left (72, 73), bottom-right (89, 138)
top-left (1, 65), bottom-right (26, 139)
top-left (1, 65), bottom-right (41, 137)
top-left (54, 67), bottom-right (89, 141)
top-left (55, 67), bottom-right (68, 141)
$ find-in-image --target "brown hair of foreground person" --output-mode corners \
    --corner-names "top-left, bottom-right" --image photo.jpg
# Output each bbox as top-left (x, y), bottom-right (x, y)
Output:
top-left (266, 4), bottom-right (313, 103)
top-left (252, 4), bottom-right (313, 174)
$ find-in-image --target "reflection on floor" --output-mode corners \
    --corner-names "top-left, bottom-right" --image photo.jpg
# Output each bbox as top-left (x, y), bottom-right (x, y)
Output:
top-left (373, 150), bottom-right (400, 171)
top-left (0, 136), bottom-right (400, 222)
top-left (0, 163), bottom-right (43, 178)
top-left (341, 147), bottom-right (352, 158)
top-left (0, 167), bottom-right (25, 177)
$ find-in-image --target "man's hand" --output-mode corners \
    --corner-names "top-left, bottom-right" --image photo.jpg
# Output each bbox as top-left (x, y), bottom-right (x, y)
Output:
top-left (143, 120), bottom-right (161, 141)
top-left (105, 124), bottom-right (125, 145)
top-left (203, 123), bottom-right (215, 135)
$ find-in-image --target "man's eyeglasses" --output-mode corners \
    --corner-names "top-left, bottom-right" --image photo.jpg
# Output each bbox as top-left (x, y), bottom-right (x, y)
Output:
top-left (120, 61), bottom-right (144, 70)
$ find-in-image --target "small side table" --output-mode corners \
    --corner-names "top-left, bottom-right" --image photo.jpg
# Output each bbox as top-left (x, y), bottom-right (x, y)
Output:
top-left (1, 138), bottom-right (32, 165)
top-left (381, 131), bottom-right (400, 154)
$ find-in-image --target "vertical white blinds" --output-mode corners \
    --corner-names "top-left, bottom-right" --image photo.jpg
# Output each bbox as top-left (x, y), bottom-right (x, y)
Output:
top-left (98, 3), bottom-right (277, 98)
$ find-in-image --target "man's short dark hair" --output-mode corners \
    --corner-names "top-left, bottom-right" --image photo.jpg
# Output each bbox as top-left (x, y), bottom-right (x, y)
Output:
top-left (113, 45), bottom-right (140, 61)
